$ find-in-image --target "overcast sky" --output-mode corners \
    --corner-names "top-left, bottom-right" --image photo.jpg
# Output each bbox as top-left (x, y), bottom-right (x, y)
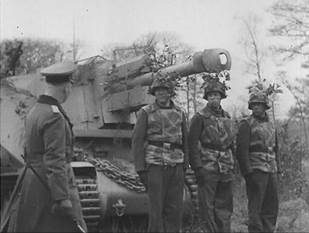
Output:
top-left (0, 0), bottom-right (302, 118)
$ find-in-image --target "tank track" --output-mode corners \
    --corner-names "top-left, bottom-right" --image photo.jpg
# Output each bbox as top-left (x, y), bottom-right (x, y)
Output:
top-left (76, 177), bottom-right (101, 230)
top-left (75, 154), bottom-right (198, 230)
top-left (86, 158), bottom-right (146, 193)
top-left (184, 169), bottom-right (199, 220)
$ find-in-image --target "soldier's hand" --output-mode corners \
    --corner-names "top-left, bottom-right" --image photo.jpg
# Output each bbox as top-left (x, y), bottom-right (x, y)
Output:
top-left (51, 199), bottom-right (75, 219)
top-left (137, 171), bottom-right (148, 189)
top-left (195, 167), bottom-right (205, 185)
top-left (244, 172), bottom-right (254, 181)
top-left (277, 165), bottom-right (283, 175)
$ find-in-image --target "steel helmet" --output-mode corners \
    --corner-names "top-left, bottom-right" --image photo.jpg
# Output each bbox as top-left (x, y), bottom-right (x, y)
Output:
top-left (149, 72), bottom-right (175, 96)
top-left (248, 92), bottom-right (271, 110)
top-left (203, 77), bottom-right (227, 100)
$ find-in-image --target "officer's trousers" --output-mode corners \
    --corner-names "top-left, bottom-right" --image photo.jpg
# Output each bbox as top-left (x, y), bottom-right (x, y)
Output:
top-left (147, 164), bottom-right (184, 233)
top-left (245, 171), bottom-right (278, 233)
top-left (198, 171), bottom-right (233, 233)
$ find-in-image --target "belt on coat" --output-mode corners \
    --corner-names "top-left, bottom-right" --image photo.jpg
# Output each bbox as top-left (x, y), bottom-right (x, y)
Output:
top-left (201, 143), bottom-right (228, 152)
top-left (249, 145), bottom-right (274, 153)
top-left (250, 151), bottom-right (276, 161)
top-left (148, 141), bottom-right (183, 151)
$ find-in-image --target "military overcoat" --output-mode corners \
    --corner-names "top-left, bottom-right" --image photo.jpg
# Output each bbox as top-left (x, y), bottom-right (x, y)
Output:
top-left (8, 95), bottom-right (86, 232)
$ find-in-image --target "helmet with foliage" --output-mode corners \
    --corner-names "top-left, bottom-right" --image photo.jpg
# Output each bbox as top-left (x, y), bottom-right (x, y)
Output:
top-left (203, 79), bottom-right (227, 99)
top-left (247, 81), bottom-right (282, 110)
top-left (149, 71), bottom-right (175, 96)
top-left (248, 92), bottom-right (270, 110)
top-left (202, 72), bottom-right (230, 100)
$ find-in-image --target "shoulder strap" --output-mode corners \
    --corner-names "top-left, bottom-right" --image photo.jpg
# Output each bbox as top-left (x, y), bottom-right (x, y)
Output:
top-left (51, 105), bottom-right (60, 113)
top-left (198, 107), bottom-right (212, 119)
top-left (56, 104), bottom-right (73, 129)
top-left (173, 103), bottom-right (183, 112)
top-left (142, 103), bottom-right (153, 113)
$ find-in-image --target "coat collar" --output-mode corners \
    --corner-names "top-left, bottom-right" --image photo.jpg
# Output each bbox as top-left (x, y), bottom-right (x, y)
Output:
top-left (37, 95), bottom-right (73, 128)
top-left (199, 104), bottom-right (228, 118)
top-left (37, 95), bottom-right (59, 105)
top-left (152, 100), bottom-right (180, 111)
top-left (251, 112), bottom-right (269, 122)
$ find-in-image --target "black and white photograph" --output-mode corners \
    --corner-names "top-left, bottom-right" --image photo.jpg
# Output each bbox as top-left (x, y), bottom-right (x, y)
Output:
top-left (0, 0), bottom-right (308, 232)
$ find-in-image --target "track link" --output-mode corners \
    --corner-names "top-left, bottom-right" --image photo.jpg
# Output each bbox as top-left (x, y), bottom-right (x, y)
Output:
top-left (76, 177), bottom-right (101, 230)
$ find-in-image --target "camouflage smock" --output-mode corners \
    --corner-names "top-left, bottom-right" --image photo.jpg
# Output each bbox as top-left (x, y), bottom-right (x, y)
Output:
top-left (236, 114), bottom-right (277, 175)
top-left (142, 102), bottom-right (184, 165)
top-left (189, 105), bottom-right (237, 175)
top-left (132, 101), bottom-right (189, 171)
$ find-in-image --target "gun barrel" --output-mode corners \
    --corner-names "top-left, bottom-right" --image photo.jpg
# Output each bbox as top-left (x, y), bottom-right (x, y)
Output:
top-left (108, 49), bottom-right (231, 94)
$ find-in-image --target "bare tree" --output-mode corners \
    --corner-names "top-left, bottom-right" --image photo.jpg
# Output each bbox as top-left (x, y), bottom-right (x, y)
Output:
top-left (269, 0), bottom-right (309, 154)
top-left (186, 74), bottom-right (204, 119)
top-left (269, 0), bottom-right (309, 62)
top-left (240, 15), bottom-right (267, 82)
top-left (239, 15), bottom-right (281, 119)
top-left (0, 38), bottom-right (66, 77)
top-left (278, 71), bottom-right (309, 154)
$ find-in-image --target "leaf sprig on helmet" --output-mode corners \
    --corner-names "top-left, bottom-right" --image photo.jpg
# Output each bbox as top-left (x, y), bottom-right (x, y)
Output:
top-left (148, 71), bottom-right (177, 96)
top-left (247, 79), bottom-right (282, 110)
top-left (201, 70), bottom-right (231, 99)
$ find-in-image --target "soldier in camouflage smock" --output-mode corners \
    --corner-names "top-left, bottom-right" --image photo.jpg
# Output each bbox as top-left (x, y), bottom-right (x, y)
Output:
top-left (236, 87), bottom-right (278, 233)
top-left (132, 72), bottom-right (188, 233)
top-left (188, 76), bottom-right (237, 233)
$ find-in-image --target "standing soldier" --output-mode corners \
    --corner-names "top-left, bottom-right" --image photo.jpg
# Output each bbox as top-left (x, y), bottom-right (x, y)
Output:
top-left (7, 62), bottom-right (87, 232)
top-left (131, 72), bottom-right (189, 233)
top-left (236, 86), bottom-right (278, 233)
top-left (188, 75), bottom-right (236, 232)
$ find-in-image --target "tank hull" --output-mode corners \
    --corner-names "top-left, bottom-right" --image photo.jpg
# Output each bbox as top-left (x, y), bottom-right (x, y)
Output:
top-left (1, 48), bottom-right (230, 231)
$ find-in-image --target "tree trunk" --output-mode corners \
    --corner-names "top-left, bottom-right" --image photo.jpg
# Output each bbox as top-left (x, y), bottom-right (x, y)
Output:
top-left (186, 76), bottom-right (190, 119)
top-left (193, 75), bottom-right (197, 114)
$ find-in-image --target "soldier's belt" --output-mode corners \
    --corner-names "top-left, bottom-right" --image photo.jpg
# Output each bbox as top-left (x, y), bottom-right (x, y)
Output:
top-left (250, 152), bottom-right (275, 161)
top-left (201, 144), bottom-right (228, 152)
top-left (148, 141), bottom-right (183, 150)
top-left (249, 145), bottom-right (274, 153)
top-left (145, 143), bottom-right (184, 166)
top-left (200, 147), bottom-right (234, 172)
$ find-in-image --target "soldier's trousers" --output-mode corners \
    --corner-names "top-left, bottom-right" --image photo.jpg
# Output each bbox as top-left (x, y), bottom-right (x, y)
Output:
top-left (147, 164), bottom-right (184, 233)
top-left (245, 171), bottom-right (278, 233)
top-left (198, 171), bottom-right (233, 233)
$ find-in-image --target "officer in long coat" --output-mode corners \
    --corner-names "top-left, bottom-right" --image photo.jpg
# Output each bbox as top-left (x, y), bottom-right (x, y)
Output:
top-left (188, 76), bottom-right (236, 232)
top-left (131, 72), bottom-right (189, 233)
top-left (7, 62), bottom-right (87, 232)
top-left (236, 88), bottom-right (278, 233)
